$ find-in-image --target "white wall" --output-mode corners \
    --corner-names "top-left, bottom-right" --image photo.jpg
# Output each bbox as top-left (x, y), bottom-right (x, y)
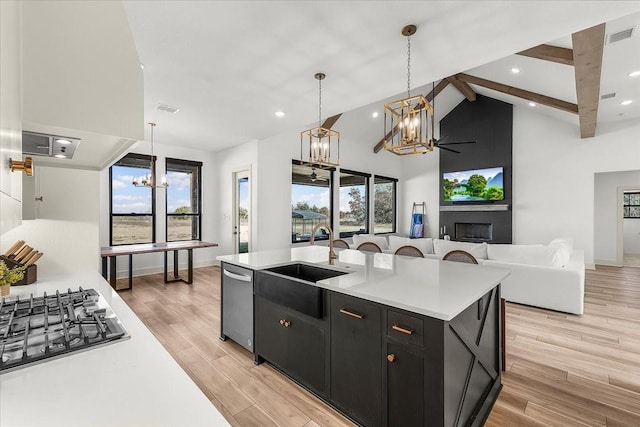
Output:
top-left (513, 111), bottom-right (640, 268)
top-left (99, 142), bottom-right (219, 278)
top-left (594, 170), bottom-right (640, 264)
top-left (215, 140), bottom-right (258, 257)
top-left (1, 166), bottom-right (100, 276)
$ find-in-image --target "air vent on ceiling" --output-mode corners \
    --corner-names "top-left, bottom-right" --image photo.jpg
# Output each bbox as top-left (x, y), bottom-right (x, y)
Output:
top-left (22, 131), bottom-right (80, 160)
top-left (156, 103), bottom-right (180, 114)
top-left (607, 27), bottom-right (634, 44)
top-left (600, 92), bottom-right (616, 100)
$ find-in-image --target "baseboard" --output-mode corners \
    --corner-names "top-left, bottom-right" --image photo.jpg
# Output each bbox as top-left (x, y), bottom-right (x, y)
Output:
top-left (594, 259), bottom-right (622, 268)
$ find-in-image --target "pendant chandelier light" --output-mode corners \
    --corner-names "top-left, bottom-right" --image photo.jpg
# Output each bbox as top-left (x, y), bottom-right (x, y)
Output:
top-left (300, 72), bottom-right (340, 167)
top-left (132, 122), bottom-right (168, 188)
top-left (383, 24), bottom-right (435, 156)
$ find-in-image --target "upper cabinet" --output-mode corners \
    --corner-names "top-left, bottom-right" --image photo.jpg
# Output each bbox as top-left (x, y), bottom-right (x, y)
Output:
top-left (0, 0), bottom-right (23, 235)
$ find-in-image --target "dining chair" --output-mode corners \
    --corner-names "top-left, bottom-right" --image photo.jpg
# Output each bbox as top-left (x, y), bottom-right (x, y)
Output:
top-left (356, 242), bottom-right (382, 253)
top-left (442, 249), bottom-right (506, 372)
top-left (394, 245), bottom-right (424, 258)
top-left (332, 239), bottom-right (350, 249)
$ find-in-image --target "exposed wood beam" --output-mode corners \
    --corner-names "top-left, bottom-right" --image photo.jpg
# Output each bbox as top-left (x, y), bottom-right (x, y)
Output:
top-left (456, 73), bottom-right (578, 114)
top-left (517, 44), bottom-right (574, 66)
top-left (572, 23), bottom-right (605, 138)
top-left (373, 79), bottom-right (450, 153)
top-left (321, 114), bottom-right (341, 130)
top-left (446, 75), bottom-right (476, 101)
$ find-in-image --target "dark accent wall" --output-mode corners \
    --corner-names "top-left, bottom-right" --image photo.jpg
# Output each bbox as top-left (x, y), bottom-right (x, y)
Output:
top-left (439, 95), bottom-right (513, 243)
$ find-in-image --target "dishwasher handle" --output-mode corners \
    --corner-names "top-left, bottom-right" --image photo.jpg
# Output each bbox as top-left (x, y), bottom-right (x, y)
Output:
top-left (223, 269), bottom-right (253, 282)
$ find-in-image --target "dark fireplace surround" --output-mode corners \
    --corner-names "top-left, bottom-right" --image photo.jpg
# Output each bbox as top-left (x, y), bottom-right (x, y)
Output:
top-left (439, 95), bottom-right (513, 244)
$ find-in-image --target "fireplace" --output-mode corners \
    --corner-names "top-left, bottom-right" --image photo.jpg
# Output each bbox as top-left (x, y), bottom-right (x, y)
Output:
top-left (455, 223), bottom-right (493, 242)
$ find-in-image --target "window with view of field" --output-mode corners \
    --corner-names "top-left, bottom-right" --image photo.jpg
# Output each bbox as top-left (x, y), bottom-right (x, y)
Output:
top-left (374, 175), bottom-right (397, 234)
top-left (291, 162), bottom-right (332, 243)
top-left (110, 153), bottom-right (155, 245)
top-left (166, 158), bottom-right (202, 241)
top-left (339, 170), bottom-right (370, 238)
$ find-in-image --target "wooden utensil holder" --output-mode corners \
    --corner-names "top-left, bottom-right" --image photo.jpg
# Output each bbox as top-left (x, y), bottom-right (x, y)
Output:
top-left (0, 255), bottom-right (37, 286)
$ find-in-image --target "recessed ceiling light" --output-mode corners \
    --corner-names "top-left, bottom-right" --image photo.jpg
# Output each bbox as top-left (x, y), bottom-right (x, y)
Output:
top-left (55, 139), bottom-right (72, 144)
top-left (621, 100), bottom-right (633, 106)
top-left (511, 68), bottom-right (520, 74)
top-left (275, 111), bottom-right (285, 117)
top-left (140, 63), bottom-right (145, 70)
top-left (372, 112), bottom-right (379, 118)
top-left (54, 154), bottom-right (66, 159)
top-left (528, 102), bottom-right (536, 107)
top-left (629, 70), bottom-right (640, 77)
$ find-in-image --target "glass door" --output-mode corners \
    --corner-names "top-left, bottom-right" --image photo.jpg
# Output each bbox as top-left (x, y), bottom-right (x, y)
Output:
top-left (234, 171), bottom-right (250, 253)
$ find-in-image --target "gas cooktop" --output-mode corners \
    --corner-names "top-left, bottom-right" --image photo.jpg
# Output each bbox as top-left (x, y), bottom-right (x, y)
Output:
top-left (0, 287), bottom-right (129, 374)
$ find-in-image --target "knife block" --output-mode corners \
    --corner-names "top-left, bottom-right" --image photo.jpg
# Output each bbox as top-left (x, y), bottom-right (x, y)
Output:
top-left (0, 255), bottom-right (37, 286)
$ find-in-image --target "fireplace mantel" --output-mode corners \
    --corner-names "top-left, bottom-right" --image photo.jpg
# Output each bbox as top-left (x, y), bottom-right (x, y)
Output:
top-left (440, 204), bottom-right (510, 212)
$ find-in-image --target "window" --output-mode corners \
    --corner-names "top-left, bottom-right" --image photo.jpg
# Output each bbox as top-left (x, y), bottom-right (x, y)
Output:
top-left (291, 161), bottom-right (333, 243)
top-left (624, 192), bottom-right (640, 218)
top-left (110, 153), bottom-right (155, 245)
top-left (374, 175), bottom-right (397, 234)
top-left (166, 158), bottom-right (202, 241)
top-left (339, 169), bottom-right (370, 238)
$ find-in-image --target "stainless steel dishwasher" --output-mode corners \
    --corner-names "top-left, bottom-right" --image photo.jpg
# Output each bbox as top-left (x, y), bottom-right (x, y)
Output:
top-left (220, 262), bottom-right (254, 352)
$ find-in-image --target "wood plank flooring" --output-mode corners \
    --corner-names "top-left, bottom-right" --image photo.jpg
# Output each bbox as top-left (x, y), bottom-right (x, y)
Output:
top-left (117, 265), bottom-right (640, 426)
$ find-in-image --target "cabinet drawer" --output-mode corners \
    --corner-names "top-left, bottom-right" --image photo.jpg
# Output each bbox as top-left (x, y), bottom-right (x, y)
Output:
top-left (387, 310), bottom-right (424, 348)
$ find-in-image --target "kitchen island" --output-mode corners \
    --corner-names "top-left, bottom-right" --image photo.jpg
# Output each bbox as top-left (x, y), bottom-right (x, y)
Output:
top-left (0, 271), bottom-right (229, 427)
top-left (218, 246), bottom-right (510, 427)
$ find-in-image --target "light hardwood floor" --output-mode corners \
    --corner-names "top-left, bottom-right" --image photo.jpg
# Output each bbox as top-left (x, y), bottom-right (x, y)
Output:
top-left (118, 265), bottom-right (640, 426)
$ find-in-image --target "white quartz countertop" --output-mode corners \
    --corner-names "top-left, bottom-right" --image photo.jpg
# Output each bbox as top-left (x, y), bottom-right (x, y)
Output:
top-left (0, 271), bottom-right (229, 427)
top-left (217, 246), bottom-right (510, 321)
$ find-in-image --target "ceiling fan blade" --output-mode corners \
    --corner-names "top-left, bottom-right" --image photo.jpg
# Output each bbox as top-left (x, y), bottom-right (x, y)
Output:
top-left (437, 140), bottom-right (477, 146)
top-left (435, 135), bottom-right (449, 144)
top-left (437, 145), bottom-right (461, 154)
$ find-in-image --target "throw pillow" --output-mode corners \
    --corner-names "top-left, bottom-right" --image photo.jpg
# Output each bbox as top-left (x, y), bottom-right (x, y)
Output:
top-left (433, 239), bottom-right (488, 260)
top-left (353, 234), bottom-right (389, 250)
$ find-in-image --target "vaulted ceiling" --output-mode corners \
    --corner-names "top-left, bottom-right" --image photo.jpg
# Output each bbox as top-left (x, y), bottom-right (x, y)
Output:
top-left (122, 1), bottom-right (640, 152)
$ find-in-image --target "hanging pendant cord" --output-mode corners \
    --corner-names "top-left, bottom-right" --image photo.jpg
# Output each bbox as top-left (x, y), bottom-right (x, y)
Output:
top-left (407, 35), bottom-right (411, 98)
top-left (318, 77), bottom-right (322, 127)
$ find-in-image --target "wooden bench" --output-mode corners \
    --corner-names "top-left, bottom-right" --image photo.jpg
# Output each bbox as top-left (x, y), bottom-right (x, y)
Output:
top-left (100, 240), bottom-right (218, 290)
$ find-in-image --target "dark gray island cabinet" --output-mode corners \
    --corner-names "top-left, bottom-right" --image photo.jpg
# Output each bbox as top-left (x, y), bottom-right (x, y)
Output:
top-left (252, 277), bottom-right (502, 427)
top-left (217, 247), bottom-right (508, 427)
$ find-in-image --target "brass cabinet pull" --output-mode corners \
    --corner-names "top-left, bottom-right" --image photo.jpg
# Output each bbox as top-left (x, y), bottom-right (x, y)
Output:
top-left (339, 309), bottom-right (364, 319)
top-left (392, 325), bottom-right (414, 335)
top-left (387, 354), bottom-right (396, 363)
top-left (279, 319), bottom-right (291, 327)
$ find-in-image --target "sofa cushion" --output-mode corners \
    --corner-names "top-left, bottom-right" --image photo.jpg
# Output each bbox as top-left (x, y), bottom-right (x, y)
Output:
top-left (487, 244), bottom-right (562, 267)
top-left (388, 236), bottom-right (433, 254)
top-left (352, 234), bottom-right (389, 250)
top-left (433, 239), bottom-right (488, 260)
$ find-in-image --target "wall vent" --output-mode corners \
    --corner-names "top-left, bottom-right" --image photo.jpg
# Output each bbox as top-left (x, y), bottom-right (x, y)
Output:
top-left (607, 27), bottom-right (634, 44)
top-left (600, 92), bottom-right (616, 100)
top-left (156, 103), bottom-right (180, 114)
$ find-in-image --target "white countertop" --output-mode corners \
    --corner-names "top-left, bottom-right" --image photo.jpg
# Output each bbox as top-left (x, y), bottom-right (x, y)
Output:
top-left (0, 271), bottom-right (229, 427)
top-left (218, 246), bottom-right (510, 321)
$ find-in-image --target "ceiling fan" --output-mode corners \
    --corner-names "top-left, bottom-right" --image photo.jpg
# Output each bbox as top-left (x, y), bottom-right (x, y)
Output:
top-left (310, 168), bottom-right (328, 182)
top-left (432, 135), bottom-right (477, 154)
top-left (428, 81), bottom-right (476, 154)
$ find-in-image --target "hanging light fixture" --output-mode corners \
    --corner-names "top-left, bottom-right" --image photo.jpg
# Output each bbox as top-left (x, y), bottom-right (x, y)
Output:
top-left (132, 122), bottom-right (168, 188)
top-left (300, 72), bottom-right (340, 167)
top-left (383, 24), bottom-right (435, 156)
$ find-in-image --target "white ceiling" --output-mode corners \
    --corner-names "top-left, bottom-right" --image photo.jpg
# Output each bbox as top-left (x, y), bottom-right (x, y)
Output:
top-left (122, 1), bottom-right (640, 152)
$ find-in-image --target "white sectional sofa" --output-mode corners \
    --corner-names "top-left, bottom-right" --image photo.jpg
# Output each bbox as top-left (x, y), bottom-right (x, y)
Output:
top-left (349, 234), bottom-right (585, 315)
